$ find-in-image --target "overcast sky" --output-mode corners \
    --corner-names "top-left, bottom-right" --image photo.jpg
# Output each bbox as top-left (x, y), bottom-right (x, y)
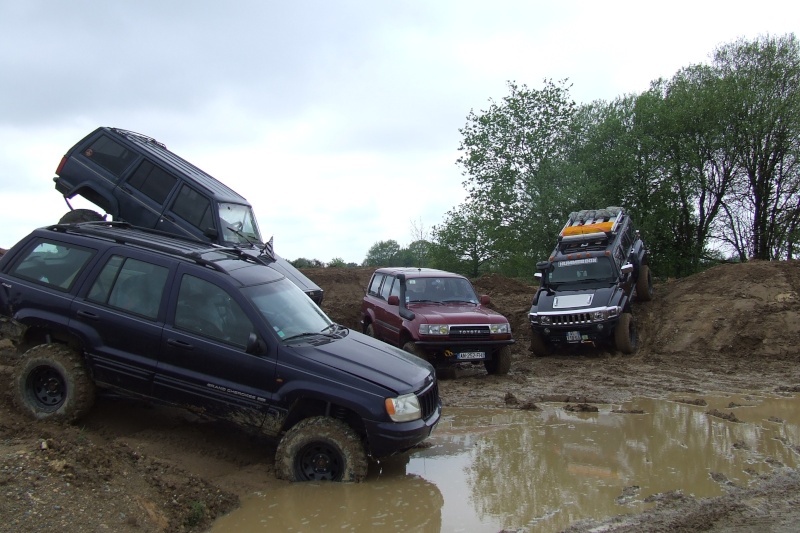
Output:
top-left (1, 1), bottom-right (798, 263)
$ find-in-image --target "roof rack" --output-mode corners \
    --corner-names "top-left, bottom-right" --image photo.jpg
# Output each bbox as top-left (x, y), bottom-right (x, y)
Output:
top-left (558, 207), bottom-right (625, 243)
top-left (50, 221), bottom-right (258, 273)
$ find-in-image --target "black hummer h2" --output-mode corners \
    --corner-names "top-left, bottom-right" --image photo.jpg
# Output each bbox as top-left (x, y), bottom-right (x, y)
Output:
top-left (0, 222), bottom-right (440, 482)
top-left (52, 127), bottom-right (323, 304)
top-left (528, 207), bottom-right (653, 355)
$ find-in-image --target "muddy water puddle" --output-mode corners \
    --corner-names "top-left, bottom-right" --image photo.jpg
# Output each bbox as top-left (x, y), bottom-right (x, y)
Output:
top-left (210, 392), bottom-right (800, 532)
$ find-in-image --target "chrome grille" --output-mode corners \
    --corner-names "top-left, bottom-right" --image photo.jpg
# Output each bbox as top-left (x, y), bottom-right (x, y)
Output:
top-left (416, 380), bottom-right (440, 420)
top-left (449, 325), bottom-right (490, 339)
top-left (550, 313), bottom-right (593, 325)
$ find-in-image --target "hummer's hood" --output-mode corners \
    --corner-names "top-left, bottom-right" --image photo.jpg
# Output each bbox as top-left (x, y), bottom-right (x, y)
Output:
top-left (533, 286), bottom-right (620, 313)
top-left (409, 303), bottom-right (508, 324)
top-left (290, 331), bottom-right (434, 394)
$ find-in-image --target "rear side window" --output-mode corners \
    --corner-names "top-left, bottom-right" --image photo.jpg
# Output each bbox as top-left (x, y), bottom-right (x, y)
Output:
top-left (368, 273), bottom-right (385, 296)
top-left (9, 240), bottom-right (95, 291)
top-left (171, 185), bottom-right (214, 232)
top-left (82, 135), bottom-right (136, 178)
top-left (379, 275), bottom-right (395, 300)
top-left (127, 160), bottom-right (178, 205)
top-left (88, 256), bottom-right (168, 320)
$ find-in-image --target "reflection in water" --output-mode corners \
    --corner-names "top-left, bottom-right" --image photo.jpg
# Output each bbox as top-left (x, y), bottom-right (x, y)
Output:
top-left (211, 393), bottom-right (800, 532)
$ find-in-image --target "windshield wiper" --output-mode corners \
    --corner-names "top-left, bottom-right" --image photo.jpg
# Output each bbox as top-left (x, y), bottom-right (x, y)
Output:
top-left (283, 330), bottom-right (338, 342)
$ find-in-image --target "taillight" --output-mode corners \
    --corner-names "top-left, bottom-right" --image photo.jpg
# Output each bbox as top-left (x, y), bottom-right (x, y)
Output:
top-left (55, 155), bottom-right (67, 175)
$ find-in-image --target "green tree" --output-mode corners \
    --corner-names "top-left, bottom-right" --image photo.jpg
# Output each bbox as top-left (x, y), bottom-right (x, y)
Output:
top-left (714, 34), bottom-right (800, 260)
top-left (456, 79), bottom-right (578, 276)
top-left (362, 240), bottom-right (401, 267)
top-left (431, 201), bottom-right (500, 277)
top-left (328, 257), bottom-right (346, 268)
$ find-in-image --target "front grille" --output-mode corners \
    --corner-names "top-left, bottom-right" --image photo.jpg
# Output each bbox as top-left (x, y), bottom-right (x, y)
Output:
top-left (550, 313), bottom-right (593, 325)
top-left (416, 380), bottom-right (440, 420)
top-left (449, 325), bottom-right (491, 339)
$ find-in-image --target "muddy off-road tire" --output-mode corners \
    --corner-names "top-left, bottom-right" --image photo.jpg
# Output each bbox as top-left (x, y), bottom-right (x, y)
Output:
top-left (402, 341), bottom-right (430, 363)
top-left (635, 264), bottom-right (654, 302)
top-left (58, 209), bottom-right (105, 224)
top-left (14, 344), bottom-right (96, 422)
top-left (275, 416), bottom-right (368, 482)
top-left (529, 331), bottom-right (551, 357)
top-left (614, 313), bottom-right (637, 354)
top-left (485, 345), bottom-right (512, 375)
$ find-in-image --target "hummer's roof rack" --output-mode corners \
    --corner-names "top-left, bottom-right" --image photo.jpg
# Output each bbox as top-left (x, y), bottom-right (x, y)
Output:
top-left (558, 207), bottom-right (625, 243)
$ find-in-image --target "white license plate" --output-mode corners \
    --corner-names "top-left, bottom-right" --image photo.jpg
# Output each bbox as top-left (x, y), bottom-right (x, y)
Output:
top-left (457, 351), bottom-right (485, 360)
top-left (566, 331), bottom-right (581, 343)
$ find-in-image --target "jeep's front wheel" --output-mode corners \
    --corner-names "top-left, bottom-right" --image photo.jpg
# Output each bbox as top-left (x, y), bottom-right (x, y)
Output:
top-left (614, 313), bottom-right (637, 354)
top-left (275, 416), bottom-right (368, 482)
top-left (485, 345), bottom-right (512, 375)
top-left (58, 209), bottom-right (105, 224)
top-left (635, 264), bottom-right (654, 302)
top-left (529, 331), bottom-right (551, 357)
top-left (14, 344), bottom-right (96, 422)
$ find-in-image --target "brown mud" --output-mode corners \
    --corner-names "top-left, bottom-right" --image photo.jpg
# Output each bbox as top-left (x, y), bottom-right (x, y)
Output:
top-left (1, 261), bottom-right (799, 532)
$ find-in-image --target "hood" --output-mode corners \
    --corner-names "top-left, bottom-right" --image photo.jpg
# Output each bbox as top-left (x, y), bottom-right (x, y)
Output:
top-left (410, 303), bottom-right (507, 324)
top-left (533, 286), bottom-right (620, 313)
top-left (290, 331), bottom-right (434, 394)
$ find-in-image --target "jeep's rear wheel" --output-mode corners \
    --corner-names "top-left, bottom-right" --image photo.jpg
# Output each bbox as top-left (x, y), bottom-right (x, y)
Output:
top-left (485, 345), bottom-right (512, 375)
top-left (14, 344), bottom-right (96, 422)
top-left (614, 313), bottom-right (637, 354)
top-left (59, 209), bottom-right (105, 224)
top-left (275, 416), bottom-right (368, 482)
top-left (635, 264), bottom-right (654, 302)
top-left (529, 331), bottom-right (551, 357)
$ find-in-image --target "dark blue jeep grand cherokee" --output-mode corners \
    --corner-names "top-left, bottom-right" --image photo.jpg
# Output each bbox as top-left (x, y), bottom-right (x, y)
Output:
top-left (0, 222), bottom-right (440, 482)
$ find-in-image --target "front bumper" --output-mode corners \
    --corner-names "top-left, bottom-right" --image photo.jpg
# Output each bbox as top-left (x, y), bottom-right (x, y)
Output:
top-left (363, 403), bottom-right (442, 458)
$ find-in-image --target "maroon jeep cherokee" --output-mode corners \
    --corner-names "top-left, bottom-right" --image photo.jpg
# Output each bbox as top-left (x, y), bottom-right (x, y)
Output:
top-left (361, 267), bottom-right (514, 375)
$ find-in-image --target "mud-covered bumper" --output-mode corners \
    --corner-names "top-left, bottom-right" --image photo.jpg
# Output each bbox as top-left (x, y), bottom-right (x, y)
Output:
top-left (363, 403), bottom-right (442, 458)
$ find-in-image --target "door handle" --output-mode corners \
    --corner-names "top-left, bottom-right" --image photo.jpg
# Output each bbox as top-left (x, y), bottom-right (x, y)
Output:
top-left (167, 338), bottom-right (194, 350)
top-left (76, 310), bottom-right (100, 320)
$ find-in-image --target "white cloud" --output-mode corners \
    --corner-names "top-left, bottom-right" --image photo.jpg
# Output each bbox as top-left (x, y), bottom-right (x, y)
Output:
top-left (1, 0), bottom-right (797, 262)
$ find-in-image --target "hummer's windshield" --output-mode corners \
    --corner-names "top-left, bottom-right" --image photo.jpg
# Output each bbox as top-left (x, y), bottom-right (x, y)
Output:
top-left (243, 278), bottom-right (333, 341)
top-left (547, 257), bottom-right (615, 285)
top-left (219, 203), bottom-right (262, 245)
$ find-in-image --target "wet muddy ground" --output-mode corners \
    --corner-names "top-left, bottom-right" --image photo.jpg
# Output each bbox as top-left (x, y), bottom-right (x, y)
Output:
top-left (1, 261), bottom-right (800, 532)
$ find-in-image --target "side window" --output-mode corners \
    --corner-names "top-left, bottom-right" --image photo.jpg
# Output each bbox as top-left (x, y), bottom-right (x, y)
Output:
top-left (91, 257), bottom-right (168, 320)
top-left (171, 185), bottom-right (214, 232)
top-left (127, 160), bottom-right (178, 205)
top-left (175, 275), bottom-right (254, 348)
top-left (389, 278), bottom-right (401, 299)
top-left (368, 273), bottom-right (385, 296)
top-left (379, 275), bottom-right (395, 300)
top-left (9, 240), bottom-right (95, 291)
top-left (82, 135), bottom-right (136, 178)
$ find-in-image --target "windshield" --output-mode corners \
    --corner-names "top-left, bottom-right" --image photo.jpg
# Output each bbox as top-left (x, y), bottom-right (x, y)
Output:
top-left (406, 276), bottom-right (479, 304)
top-left (219, 203), bottom-right (262, 245)
top-left (547, 257), bottom-right (616, 285)
top-left (242, 278), bottom-right (333, 341)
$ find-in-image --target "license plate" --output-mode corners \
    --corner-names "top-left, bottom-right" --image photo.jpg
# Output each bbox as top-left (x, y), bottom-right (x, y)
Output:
top-left (566, 331), bottom-right (581, 343)
top-left (457, 351), bottom-right (485, 360)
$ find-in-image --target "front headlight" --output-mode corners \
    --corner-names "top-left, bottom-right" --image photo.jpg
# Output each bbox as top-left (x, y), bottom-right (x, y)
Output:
top-left (540, 315), bottom-right (552, 326)
top-left (490, 323), bottom-right (510, 334)
top-left (385, 393), bottom-right (421, 422)
top-left (419, 324), bottom-right (449, 335)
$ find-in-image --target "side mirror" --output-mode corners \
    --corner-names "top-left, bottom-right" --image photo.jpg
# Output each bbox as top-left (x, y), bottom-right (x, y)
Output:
top-left (204, 227), bottom-right (219, 239)
top-left (534, 272), bottom-right (542, 280)
top-left (621, 263), bottom-right (634, 275)
top-left (387, 295), bottom-right (400, 306)
top-left (246, 332), bottom-right (265, 355)
top-left (480, 294), bottom-right (491, 305)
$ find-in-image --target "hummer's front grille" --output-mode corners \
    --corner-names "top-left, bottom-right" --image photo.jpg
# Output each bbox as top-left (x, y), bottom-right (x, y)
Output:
top-left (550, 313), bottom-right (593, 325)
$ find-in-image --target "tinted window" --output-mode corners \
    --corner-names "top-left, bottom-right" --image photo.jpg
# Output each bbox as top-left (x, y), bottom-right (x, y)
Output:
top-left (379, 275), bottom-right (395, 299)
top-left (91, 256), bottom-right (168, 319)
top-left (368, 273), bottom-right (385, 296)
top-left (175, 274), bottom-right (254, 347)
top-left (10, 240), bottom-right (95, 291)
top-left (82, 135), bottom-right (136, 177)
top-left (171, 185), bottom-right (214, 232)
top-left (127, 160), bottom-right (178, 205)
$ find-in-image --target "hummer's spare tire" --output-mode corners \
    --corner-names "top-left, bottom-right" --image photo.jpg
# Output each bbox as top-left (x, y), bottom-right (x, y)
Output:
top-left (276, 416), bottom-right (368, 482)
top-left (59, 209), bottom-right (104, 224)
top-left (14, 344), bottom-right (96, 422)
